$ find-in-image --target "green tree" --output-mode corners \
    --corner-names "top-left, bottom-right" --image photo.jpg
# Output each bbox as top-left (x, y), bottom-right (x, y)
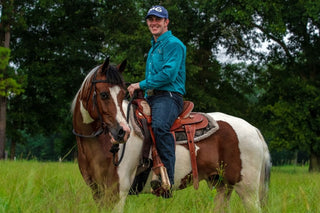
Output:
top-left (7, 0), bottom-right (107, 159)
top-left (0, 0), bottom-right (24, 159)
top-left (256, 1), bottom-right (320, 171)
top-left (8, 0), bottom-right (146, 160)
top-left (211, 0), bottom-right (320, 171)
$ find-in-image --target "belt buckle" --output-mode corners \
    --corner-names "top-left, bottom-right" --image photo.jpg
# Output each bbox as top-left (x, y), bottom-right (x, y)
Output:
top-left (147, 89), bottom-right (154, 96)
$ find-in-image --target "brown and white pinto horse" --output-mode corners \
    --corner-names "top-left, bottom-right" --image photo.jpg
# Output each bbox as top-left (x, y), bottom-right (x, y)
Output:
top-left (72, 58), bottom-right (271, 212)
top-left (71, 57), bottom-right (130, 206)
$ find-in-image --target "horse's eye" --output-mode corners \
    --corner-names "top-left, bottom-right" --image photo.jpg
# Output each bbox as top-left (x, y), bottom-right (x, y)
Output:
top-left (100, 92), bottom-right (109, 100)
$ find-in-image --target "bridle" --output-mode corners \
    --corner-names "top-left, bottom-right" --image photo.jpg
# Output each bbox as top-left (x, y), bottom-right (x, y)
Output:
top-left (72, 67), bottom-right (127, 166)
top-left (72, 68), bottom-right (109, 138)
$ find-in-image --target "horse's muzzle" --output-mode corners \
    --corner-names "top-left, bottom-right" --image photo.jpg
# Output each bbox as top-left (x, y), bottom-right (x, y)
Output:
top-left (109, 122), bottom-right (130, 144)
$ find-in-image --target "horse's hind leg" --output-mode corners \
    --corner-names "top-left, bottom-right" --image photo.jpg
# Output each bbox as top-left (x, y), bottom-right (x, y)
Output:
top-left (234, 182), bottom-right (261, 212)
top-left (213, 184), bottom-right (233, 213)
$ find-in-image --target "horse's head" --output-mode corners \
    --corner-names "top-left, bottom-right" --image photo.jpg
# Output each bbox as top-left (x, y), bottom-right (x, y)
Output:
top-left (76, 57), bottom-right (130, 143)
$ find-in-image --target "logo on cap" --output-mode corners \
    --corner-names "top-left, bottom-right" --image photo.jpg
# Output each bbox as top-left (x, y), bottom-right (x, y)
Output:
top-left (148, 6), bottom-right (163, 13)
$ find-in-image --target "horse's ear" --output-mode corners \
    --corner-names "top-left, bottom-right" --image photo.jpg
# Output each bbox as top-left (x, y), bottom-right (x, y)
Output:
top-left (117, 59), bottom-right (127, 73)
top-left (101, 57), bottom-right (110, 74)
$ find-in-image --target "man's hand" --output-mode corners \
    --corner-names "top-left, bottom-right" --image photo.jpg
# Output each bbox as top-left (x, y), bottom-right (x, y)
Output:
top-left (127, 83), bottom-right (140, 97)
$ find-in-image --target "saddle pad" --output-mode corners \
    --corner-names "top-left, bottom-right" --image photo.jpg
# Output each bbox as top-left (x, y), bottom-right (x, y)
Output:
top-left (174, 113), bottom-right (219, 145)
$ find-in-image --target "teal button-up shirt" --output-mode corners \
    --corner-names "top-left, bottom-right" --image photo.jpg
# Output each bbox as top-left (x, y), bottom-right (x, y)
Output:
top-left (139, 31), bottom-right (186, 95)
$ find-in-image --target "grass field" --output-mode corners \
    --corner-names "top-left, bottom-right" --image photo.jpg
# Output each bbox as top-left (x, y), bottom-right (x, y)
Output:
top-left (0, 161), bottom-right (319, 213)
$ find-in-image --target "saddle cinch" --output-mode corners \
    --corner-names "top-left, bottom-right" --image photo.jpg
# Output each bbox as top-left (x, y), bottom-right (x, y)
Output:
top-left (131, 90), bottom-right (210, 190)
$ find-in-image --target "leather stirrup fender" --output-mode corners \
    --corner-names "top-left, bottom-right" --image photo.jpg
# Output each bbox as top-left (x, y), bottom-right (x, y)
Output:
top-left (185, 124), bottom-right (199, 190)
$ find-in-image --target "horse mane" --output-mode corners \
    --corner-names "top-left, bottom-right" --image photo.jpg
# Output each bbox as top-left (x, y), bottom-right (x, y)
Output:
top-left (104, 64), bottom-right (125, 87)
top-left (71, 63), bottom-right (125, 114)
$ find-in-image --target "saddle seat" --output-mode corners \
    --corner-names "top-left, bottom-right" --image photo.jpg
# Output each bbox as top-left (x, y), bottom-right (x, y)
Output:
top-left (171, 101), bottom-right (208, 133)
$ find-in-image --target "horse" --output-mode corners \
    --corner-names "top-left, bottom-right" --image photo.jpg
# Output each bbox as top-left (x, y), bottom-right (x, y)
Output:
top-left (71, 57), bottom-right (131, 206)
top-left (71, 57), bottom-right (271, 212)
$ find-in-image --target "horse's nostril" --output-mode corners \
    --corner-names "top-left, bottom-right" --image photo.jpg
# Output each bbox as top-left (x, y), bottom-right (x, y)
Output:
top-left (118, 128), bottom-right (125, 138)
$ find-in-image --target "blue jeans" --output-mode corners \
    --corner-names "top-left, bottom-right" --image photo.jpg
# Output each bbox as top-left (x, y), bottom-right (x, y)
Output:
top-left (147, 92), bottom-right (183, 185)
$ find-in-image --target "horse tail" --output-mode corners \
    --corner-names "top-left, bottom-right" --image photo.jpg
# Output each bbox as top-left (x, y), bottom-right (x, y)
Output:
top-left (256, 128), bottom-right (271, 207)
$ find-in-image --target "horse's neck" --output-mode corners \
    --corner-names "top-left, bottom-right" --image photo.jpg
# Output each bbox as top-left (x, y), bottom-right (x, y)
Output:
top-left (118, 100), bottom-right (144, 171)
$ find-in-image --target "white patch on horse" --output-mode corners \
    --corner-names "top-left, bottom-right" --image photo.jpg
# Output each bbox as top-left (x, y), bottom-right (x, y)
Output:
top-left (195, 144), bottom-right (200, 156)
top-left (174, 145), bottom-right (193, 187)
top-left (110, 86), bottom-right (128, 126)
top-left (80, 100), bottom-right (94, 124)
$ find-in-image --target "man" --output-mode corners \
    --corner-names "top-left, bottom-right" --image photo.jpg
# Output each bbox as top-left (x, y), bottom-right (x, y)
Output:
top-left (127, 5), bottom-right (186, 195)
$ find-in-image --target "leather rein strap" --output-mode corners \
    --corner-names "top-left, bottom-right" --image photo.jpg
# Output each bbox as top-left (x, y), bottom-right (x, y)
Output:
top-left (185, 125), bottom-right (199, 189)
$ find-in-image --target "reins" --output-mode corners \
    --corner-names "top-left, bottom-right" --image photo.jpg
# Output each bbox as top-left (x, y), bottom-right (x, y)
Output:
top-left (72, 128), bottom-right (104, 138)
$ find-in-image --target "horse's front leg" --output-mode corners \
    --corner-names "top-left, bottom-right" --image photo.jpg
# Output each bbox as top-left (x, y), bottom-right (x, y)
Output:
top-left (112, 168), bottom-right (137, 213)
top-left (113, 135), bottom-right (143, 212)
top-left (112, 192), bottom-right (129, 213)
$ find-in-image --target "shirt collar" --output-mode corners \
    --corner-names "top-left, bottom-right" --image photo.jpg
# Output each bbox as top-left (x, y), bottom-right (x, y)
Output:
top-left (151, 30), bottom-right (172, 45)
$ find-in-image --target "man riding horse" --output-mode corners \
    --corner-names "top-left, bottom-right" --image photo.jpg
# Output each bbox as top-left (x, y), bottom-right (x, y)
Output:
top-left (72, 5), bottom-right (271, 213)
top-left (128, 5), bottom-right (186, 198)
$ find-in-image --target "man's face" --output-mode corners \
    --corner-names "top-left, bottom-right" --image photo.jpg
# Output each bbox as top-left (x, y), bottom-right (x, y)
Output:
top-left (146, 15), bottom-right (169, 38)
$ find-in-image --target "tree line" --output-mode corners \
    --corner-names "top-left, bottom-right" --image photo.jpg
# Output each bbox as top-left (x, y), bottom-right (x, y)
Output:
top-left (0, 0), bottom-right (319, 171)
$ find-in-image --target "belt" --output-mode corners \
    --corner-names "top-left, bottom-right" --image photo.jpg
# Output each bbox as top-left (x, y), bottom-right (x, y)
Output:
top-left (148, 89), bottom-right (182, 97)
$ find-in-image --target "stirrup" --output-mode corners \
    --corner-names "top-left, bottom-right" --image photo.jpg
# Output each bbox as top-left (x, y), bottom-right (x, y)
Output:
top-left (150, 179), bottom-right (162, 191)
top-left (151, 166), bottom-right (171, 191)
top-left (151, 181), bottom-right (173, 199)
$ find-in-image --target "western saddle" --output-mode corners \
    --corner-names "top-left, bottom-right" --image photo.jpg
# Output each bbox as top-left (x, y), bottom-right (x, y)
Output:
top-left (132, 90), bottom-right (209, 190)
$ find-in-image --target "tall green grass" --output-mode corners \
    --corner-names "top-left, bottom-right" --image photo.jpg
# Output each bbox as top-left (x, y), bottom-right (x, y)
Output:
top-left (0, 161), bottom-right (319, 213)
